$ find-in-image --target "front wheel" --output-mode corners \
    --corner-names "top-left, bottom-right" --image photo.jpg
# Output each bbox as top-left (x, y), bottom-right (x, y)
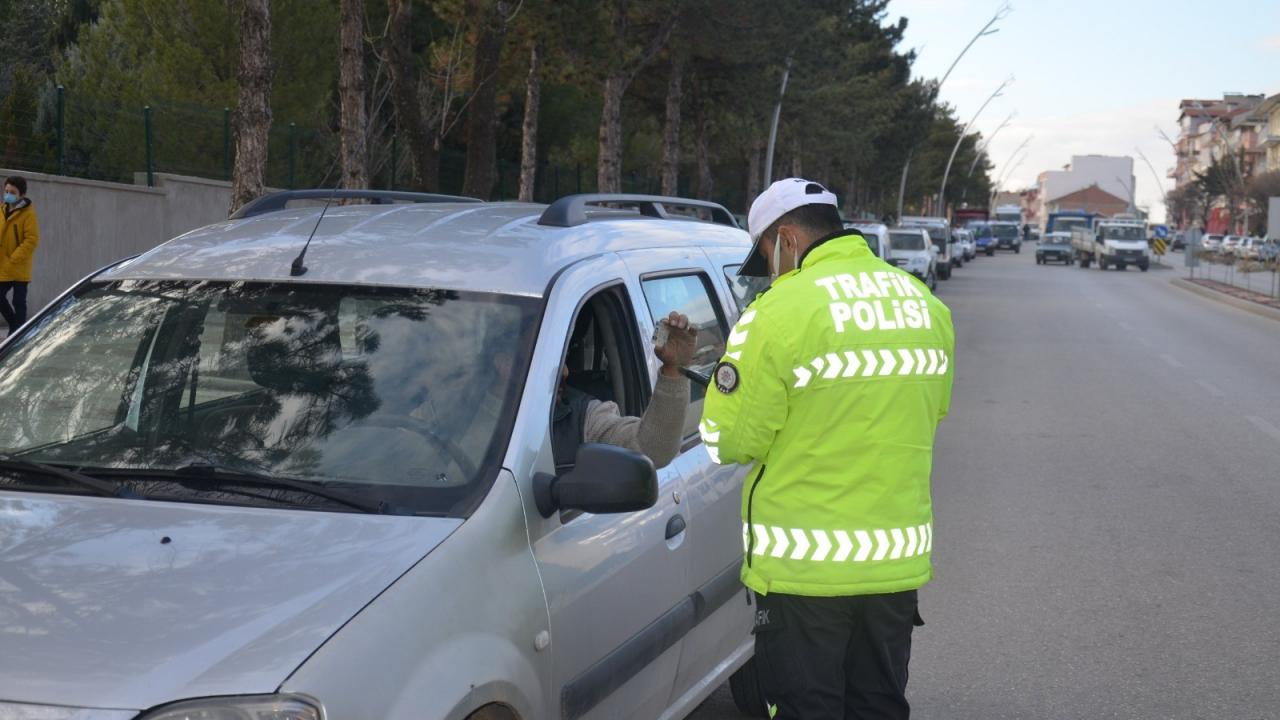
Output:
top-left (1014, 245), bottom-right (1021, 254)
top-left (729, 657), bottom-right (772, 718)
top-left (986, 249), bottom-right (995, 256)
top-left (1139, 262), bottom-right (1150, 272)
top-left (927, 269), bottom-right (937, 291)
top-left (939, 264), bottom-right (952, 280)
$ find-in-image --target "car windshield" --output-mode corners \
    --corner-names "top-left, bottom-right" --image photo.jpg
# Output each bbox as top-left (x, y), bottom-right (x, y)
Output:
top-left (1043, 235), bottom-right (1070, 245)
top-left (1101, 226), bottom-right (1145, 241)
top-left (992, 224), bottom-right (1019, 239)
top-left (890, 231), bottom-right (926, 251)
top-left (1054, 218), bottom-right (1089, 234)
top-left (0, 280), bottom-right (538, 516)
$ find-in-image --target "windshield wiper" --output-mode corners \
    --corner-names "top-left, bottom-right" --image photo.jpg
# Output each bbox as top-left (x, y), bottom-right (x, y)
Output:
top-left (0, 455), bottom-right (132, 499)
top-left (170, 462), bottom-right (387, 514)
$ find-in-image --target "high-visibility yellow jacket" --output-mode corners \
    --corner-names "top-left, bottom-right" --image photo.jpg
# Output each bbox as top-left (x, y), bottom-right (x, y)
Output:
top-left (0, 199), bottom-right (40, 282)
top-left (700, 231), bottom-right (954, 597)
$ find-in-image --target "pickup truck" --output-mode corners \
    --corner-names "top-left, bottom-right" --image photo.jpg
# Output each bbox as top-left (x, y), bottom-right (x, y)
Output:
top-left (1072, 218), bottom-right (1151, 271)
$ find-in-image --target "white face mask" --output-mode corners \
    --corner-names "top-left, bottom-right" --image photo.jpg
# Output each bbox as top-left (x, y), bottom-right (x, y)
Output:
top-left (770, 231), bottom-right (795, 281)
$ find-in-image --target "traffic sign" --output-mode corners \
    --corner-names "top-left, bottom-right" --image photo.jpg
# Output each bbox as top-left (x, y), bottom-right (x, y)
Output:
top-left (1152, 238), bottom-right (1167, 256)
top-left (1153, 225), bottom-right (1169, 239)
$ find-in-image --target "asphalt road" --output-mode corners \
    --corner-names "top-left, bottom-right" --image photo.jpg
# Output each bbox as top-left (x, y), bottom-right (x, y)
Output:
top-left (690, 248), bottom-right (1280, 719)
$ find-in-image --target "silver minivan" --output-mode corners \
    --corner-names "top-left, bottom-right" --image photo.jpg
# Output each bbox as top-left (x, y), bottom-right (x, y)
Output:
top-left (0, 191), bottom-right (764, 720)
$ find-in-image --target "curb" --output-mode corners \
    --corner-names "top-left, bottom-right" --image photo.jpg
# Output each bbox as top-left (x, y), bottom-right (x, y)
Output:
top-left (1170, 278), bottom-right (1280, 323)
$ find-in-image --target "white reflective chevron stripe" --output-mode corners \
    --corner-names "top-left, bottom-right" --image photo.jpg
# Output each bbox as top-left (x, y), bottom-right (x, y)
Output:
top-left (872, 529), bottom-right (891, 561)
top-left (770, 526), bottom-right (790, 558)
top-left (726, 310), bottom-right (757, 348)
top-left (789, 528), bottom-right (811, 560)
top-left (811, 530), bottom-right (832, 561)
top-left (853, 530), bottom-right (873, 562)
top-left (742, 523), bottom-right (933, 562)
top-left (823, 352), bottom-right (843, 379)
top-left (792, 348), bottom-right (950, 387)
top-left (753, 523), bottom-right (770, 555)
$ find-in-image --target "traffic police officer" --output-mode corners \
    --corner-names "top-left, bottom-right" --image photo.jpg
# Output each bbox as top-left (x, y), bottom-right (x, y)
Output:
top-left (700, 178), bottom-right (954, 719)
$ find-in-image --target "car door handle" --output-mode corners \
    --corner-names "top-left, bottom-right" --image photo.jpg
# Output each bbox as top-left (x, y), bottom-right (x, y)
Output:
top-left (665, 514), bottom-right (686, 539)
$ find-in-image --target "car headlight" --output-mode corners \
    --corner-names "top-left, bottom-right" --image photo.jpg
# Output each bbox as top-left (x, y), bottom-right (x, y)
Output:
top-left (137, 695), bottom-right (323, 720)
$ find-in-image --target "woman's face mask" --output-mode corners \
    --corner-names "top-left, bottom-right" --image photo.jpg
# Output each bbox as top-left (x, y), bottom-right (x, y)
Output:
top-left (2, 193), bottom-right (16, 205)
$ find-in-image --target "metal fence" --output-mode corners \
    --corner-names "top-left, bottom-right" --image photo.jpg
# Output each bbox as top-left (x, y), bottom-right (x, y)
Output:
top-left (0, 85), bottom-right (677, 203)
top-left (1188, 251), bottom-right (1280, 299)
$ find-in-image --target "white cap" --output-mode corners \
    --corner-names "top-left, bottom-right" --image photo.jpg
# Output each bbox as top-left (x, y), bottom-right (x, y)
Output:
top-left (747, 178), bottom-right (839, 241)
top-left (739, 178), bottom-right (839, 277)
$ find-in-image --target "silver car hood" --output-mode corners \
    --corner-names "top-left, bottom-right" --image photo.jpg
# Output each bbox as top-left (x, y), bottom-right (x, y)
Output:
top-left (0, 491), bottom-right (460, 712)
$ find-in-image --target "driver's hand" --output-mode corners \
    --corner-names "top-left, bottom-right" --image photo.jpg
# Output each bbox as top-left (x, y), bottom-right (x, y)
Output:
top-left (655, 311), bottom-right (697, 373)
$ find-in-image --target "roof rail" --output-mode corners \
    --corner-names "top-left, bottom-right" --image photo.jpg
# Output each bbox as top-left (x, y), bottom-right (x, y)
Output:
top-left (230, 189), bottom-right (482, 220)
top-left (537, 193), bottom-right (739, 229)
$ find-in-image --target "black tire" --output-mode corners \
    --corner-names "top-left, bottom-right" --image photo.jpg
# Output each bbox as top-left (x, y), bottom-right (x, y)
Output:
top-left (1080, 255), bottom-right (1090, 268)
top-left (927, 269), bottom-right (937, 291)
top-left (986, 249), bottom-right (995, 256)
top-left (939, 264), bottom-right (951, 280)
top-left (1014, 245), bottom-right (1021, 254)
top-left (1117, 262), bottom-right (1127, 271)
top-left (729, 657), bottom-right (771, 718)
top-left (1036, 256), bottom-right (1041, 265)
top-left (1139, 262), bottom-right (1149, 272)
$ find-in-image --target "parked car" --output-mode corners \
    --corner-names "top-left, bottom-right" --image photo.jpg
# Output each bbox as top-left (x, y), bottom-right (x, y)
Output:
top-left (888, 226), bottom-right (938, 290)
top-left (988, 221), bottom-right (1022, 253)
top-left (1170, 231), bottom-right (1187, 251)
top-left (1258, 237), bottom-right (1280, 261)
top-left (953, 227), bottom-right (977, 261)
top-left (1035, 231), bottom-right (1073, 265)
top-left (1237, 236), bottom-right (1260, 260)
top-left (844, 220), bottom-right (892, 261)
top-left (1203, 234), bottom-right (1225, 251)
top-left (1221, 235), bottom-right (1243, 255)
top-left (0, 190), bottom-right (769, 720)
top-left (973, 223), bottom-right (997, 256)
top-left (900, 216), bottom-right (955, 278)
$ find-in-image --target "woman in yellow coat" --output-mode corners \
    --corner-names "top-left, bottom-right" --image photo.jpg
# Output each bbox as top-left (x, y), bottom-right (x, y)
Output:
top-left (0, 175), bottom-right (39, 334)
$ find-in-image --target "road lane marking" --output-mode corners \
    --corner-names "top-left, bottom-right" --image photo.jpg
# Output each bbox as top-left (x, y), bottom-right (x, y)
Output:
top-left (1246, 416), bottom-right (1280, 442)
top-left (1159, 354), bottom-right (1185, 369)
top-left (1196, 380), bottom-right (1225, 398)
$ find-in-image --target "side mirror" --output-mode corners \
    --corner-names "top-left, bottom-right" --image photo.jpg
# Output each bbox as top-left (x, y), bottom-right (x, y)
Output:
top-left (533, 443), bottom-right (658, 518)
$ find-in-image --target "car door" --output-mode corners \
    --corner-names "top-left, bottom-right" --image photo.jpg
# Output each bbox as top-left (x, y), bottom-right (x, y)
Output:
top-left (519, 253), bottom-right (691, 720)
top-left (620, 247), bottom-right (755, 705)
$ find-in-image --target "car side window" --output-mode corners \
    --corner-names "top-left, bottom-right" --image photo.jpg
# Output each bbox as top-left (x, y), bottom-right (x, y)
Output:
top-left (640, 273), bottom-right (728, 440)
top-left (561, 285), bottom-right (649, 421)
top-left (722, 264), bottom-right (771, 313)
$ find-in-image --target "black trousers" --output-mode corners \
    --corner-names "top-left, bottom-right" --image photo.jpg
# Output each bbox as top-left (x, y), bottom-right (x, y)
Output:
top-left (0, 281), bottom-right (27, 332)
top-left (753, 590), bottom-right (923, 720)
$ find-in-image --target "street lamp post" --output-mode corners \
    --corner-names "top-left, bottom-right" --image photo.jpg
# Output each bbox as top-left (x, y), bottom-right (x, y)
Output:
top-left (895, 2), bottom-right (1012, 221)
top-left (966, 111), bottom-right (1016, 180)
top-left (762, 55), bottom-right (793, 187)
top-left (938, 76), bottom-right (1013, 216)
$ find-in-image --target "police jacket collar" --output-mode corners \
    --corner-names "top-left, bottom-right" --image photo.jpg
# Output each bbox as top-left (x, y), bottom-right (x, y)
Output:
top-left (798, 230), bottom-right (870, 270)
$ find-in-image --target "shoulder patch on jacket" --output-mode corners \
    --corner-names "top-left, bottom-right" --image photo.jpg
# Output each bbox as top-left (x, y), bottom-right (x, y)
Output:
top-left (714, 361), bottom-right (740, 394)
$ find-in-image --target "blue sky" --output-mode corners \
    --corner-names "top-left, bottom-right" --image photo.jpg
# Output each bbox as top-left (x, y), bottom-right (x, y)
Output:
top-left (887, 0), bottom-right (1280, 222)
